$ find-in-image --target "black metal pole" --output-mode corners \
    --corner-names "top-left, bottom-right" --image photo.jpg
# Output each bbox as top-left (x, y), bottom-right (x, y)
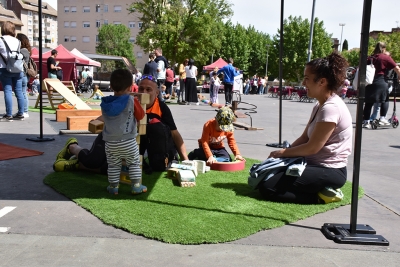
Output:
top-left (266, 0), bottom-right (284, 148)
top-left (307, 0), bottom-right (316, 62)
top-left (26, 0), bottom-right (54, 142)
top-left (350, 0), bottom-right (372, 234)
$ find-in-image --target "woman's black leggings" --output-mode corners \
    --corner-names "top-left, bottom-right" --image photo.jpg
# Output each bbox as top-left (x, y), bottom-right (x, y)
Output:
top-left (258, 166), bottom-right (347, 204)
top-left (363, 102), bottom-right (389, 121)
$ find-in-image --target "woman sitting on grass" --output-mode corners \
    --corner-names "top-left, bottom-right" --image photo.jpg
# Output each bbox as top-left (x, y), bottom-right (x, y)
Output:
top-left (261, 52), bottom-right (352, 204)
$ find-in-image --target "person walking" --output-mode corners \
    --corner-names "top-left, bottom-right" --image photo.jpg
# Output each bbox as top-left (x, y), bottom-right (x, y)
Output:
top-left (0, 21), bottom-right (25, 121)
top-left (184, 58), bottom-right (198, 104)
top-left (217, 58), bottom-right (240, 105)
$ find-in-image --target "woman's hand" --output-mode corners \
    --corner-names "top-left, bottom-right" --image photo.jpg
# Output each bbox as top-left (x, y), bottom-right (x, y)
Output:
top-left (269, 149), bottom-right (285, 158)
top-left (235, 155), bottom-right (245, 161)
top-left (207, 156), bottom-right (216, 165)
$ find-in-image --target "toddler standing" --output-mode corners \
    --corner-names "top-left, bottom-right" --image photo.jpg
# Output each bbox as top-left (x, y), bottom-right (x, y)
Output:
top-left (100, 69), bottom-right (146, 195)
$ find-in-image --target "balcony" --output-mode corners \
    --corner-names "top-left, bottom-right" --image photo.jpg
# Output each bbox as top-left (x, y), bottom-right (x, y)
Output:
top-left (33, 33), bottom-right (39, 38)
top-left (45, 18), bottom-right (52, 23)
top-left (33, 24), bottom-right (39, 29)
top-left (45, 43), bottom-right (53, 48)
top-left (33, 15), bottom-right (39, 21)
top-left (33, 41), bottom-right (39, 46)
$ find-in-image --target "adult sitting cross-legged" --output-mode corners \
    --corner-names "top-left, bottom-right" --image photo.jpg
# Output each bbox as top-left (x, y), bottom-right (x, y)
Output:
top-left (53, 75), bottom-right (189, 173)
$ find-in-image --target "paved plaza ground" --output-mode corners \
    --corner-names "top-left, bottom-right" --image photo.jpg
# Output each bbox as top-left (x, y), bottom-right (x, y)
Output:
top-left (0, 91), bottom-right (400, 266)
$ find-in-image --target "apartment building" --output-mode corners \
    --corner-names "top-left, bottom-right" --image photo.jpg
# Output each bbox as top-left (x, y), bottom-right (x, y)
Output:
top-left (0, 4), bottom-right (23, 32)
top-left (6, 0), bottom-right (58, 48)
top-left (57, 0), bottom-right (148, 70)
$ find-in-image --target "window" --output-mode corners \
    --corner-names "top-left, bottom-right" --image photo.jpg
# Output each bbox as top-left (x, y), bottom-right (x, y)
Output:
top-left (96, 35), bottom-right (99, 42)
top-left (45, 38), bottom-right (51, 44)
top-left (28, 20), bottom-right (32, 25)
top-left (96, 4), bottom-right (100, 12)
top-left (138, 22), bottom-right (143, 28)
top-left (129, 37), bottom-right (135, 43)
top-left (28, 28), bottom-right (33, 33)
top-left (64, 21), bottom-right (70, 28)
top-left (104, 5), bottom-right (108, 12)
top-left (114, 5), bottom-right (121, 12)
top-left (71, 36), bottom-right (77, 42)
top-left (28, 37), bottom-right (33, 42)
top-left (83, 6), bottom-right (90, 13)
top-left (64, 36), bottom-right (69, 42)
top-left (71, 6), bottom-right (77, 12)
top-left (82, 36), bottom-right (90, 43)
top-left (64, 7), bottom-right (69, 12)
top-left (129, 21), bottom-right (135, 28)
top-left (104, 20), bottom-right (108, 25)
top-left (137, 52), bottom-right (143, 58)
top-left (113, 21), bottom-right (121, 25)
top-left (28, 11), bottom-right (32, 16)
top-left (83, 22), bottom-right (90, 28)
top-left (96, 20), bottom-right (101, 28)
top-left (70, 21), bottom-right (77, 28)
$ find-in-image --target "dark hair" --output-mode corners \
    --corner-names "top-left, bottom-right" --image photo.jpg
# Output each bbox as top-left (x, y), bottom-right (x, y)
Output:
top-left (51, 49), bottom-right (58, 55)
top-left (305, 52), bottom-right (348, 93)
top-left (1, 21), bottom-right (16, 36)
top-left (228, 58), bottom-right (234, 64)
top-left (149, 53), bottom-right (155, 59)
top-left (110, 69), bottom-right (133, 92)
top-left (188, 58), bottom-right (195, 69)
top-left (16, 33), bottom-right (32, 55)
top-left (373, 42), bottom-right (386, 55)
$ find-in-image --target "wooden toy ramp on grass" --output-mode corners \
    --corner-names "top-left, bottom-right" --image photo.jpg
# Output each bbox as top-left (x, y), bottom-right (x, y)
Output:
top-left (35, 79), bottom-right (91, 110)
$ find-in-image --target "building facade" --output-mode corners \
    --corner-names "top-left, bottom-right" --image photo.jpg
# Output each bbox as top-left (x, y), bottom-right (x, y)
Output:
top-left (370, 28), bottom-right (400, 39)
top-left (57, 0), bottom-right (148, 71)
top-left (0, 5), bottom-right (23, 32)
top-left (6, 0), bottom-right (58, 48)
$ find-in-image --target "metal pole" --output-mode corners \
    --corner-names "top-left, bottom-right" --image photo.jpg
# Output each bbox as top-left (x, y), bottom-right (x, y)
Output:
top-left (265, 45), bottom-right (270, 77)
top-left (307, 0), bottom-right (316, 62)
top-left (339, 23), bottom-right (346, 52)
top-left (278, 0), bottom-right (284, 145)
top-left (350, 0), bottom-right (372, 234)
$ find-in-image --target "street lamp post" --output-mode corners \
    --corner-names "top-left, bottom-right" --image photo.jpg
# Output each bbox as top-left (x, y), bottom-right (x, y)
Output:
top-left (265, 44), bottom-right (270, 77)
top-left (339, 23), bottom-right (346, 51)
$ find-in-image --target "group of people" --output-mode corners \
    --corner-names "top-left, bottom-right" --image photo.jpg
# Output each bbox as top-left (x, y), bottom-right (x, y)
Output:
top-left (52, 44), bottom-right (363, 204)
top-left (243, 75), bottom-right (269, 95)
top-left (0, 21), bottom-right (33, 121)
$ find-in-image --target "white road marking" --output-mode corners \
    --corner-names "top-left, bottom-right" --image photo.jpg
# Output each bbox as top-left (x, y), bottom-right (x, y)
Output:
top-left (0, 207), bottom-right (16, 233)
top-left (0, 206), bottom-right (16, 218)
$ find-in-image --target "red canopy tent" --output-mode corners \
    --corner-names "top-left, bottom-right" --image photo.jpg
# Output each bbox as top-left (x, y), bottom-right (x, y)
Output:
top-left (31, 44), bottom-right (90, 83)
top-left (203, 58), bottom-right (228, 71)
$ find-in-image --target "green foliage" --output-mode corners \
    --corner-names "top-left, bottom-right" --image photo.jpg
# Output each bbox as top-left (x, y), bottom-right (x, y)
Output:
top-left (129, 0), bottom-right (233, 66)
top-left (342, 39), bottom-right (348, 51)
top-left (369, 32), bottom-right (400, 62)
top-left (341, 49), bottom-right (360, 67)
top-left (96, 24), bottom-right (136, 71)
top-left (269, 16), bottom-right (333, 84)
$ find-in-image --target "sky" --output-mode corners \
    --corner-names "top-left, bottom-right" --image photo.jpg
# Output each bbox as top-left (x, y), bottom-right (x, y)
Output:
top-left (46, 0), bottom-right (399, 50)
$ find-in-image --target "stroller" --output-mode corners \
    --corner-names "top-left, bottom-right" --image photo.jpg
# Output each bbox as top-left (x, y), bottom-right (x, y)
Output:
top-left (78, 76), bottom-right (93, 94)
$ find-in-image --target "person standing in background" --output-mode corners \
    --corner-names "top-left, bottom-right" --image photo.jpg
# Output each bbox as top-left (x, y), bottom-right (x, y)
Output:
top-left (178, 58), bottom-right (188, 103)
top-left (165, 66), bottom-right (175, 98)
top-left (217, 58), bottom-right (240, 105)
top-left (185, 58), bottom-right (198, 104)
top-left (143, 53), bottom-right (158, 79)
top-left (16, 33), bottom-right (31, 118)
top-left (47, 49), bottom-right (61, 78)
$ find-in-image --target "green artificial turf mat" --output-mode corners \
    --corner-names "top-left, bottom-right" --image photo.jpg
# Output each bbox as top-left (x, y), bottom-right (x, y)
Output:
top-left (28, 106), bottom-right (56, 114)
top-left (44, 158), bottom-right (363, 244)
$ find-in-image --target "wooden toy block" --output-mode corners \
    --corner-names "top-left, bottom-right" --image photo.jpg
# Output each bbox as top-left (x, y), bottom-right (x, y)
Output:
top-left (171, 163), bottom-right (198, 177)
top-left (167, 168), bottom-right (180, 179)
top-left (141, 104), bottom-right (146, 112)
top-left (136, 135), bottom-right (140, 145)
top-left (67, 116), bottom-right (99, 130)
top-left (88, 119), bottom-right (104, 134)
top-left (139, 114), bottom-right (147, 125)
top-left (119, 174), bottom-right (131, 185)
top-left (56, 109), bottom-right (101, 122)
top-left (130, 93), bottom-right (151, 105)
top-left (177, 170), bottom-right (196, 187)
top-left (138, 124), bottom-right (146, 135)
top-left (193, 160), bottom-right (206, 174)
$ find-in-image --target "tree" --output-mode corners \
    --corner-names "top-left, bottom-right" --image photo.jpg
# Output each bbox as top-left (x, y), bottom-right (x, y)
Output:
top-left (341, 48), bottom-right (360, 67)
top-left (96, 24), bottom-right (135, 71)
top-left (269, 16), bottom-right (333, 83)
top-left (128, 0), bottom-right (233, 66)
top-left (368, 32), bottom-right (400, 62)
top-left (342, 39), bottom-right (348, 51)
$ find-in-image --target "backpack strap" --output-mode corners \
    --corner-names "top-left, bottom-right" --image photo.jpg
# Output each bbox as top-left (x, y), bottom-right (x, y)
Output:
top-left (0, 37), bottom-right (8, 63)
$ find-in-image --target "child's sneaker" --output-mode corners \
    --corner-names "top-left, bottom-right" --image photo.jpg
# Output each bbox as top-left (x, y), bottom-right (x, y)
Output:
top-left (53, 158), bottom-right (79, 172)
top-left (107, 185), bottom-right (119, 195)
top-left (56, 137), bottom-right (78, 160)
top-left (318, 187), bottom-right (344, 204)
top-left (132, 183), bottom-right (147, 195)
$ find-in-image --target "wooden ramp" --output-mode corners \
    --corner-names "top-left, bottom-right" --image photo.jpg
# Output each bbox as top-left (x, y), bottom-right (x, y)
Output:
top-left (35, 79), bottom-right (91, 110)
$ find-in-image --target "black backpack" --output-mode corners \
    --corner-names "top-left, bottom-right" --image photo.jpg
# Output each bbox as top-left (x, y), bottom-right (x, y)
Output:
top-left (141, 118), bottom-right (177, 172)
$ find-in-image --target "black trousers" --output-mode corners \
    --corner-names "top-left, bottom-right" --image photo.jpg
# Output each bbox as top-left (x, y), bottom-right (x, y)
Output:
top-left (224, 83), bottom-right (233, 104)
top-left (78, 132), bottom-right (108, 174)
top-left (188, 145), bottom-right (231, 161)
top-left (258, 165), bottom-right (347, 204)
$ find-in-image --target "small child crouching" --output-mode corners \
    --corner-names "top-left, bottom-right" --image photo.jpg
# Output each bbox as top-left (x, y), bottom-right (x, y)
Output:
top-left (100, 69), bottom-right (146, 195)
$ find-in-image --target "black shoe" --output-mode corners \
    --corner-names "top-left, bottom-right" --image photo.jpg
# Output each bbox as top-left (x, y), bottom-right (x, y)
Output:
top-left (1, 115), bottom-right (14, 122)
top-left (12, 114), bottom-right (24, 120)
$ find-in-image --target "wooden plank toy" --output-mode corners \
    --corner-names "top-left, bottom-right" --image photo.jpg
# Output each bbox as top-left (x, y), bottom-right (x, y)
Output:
top-left (177, 170), bottom-right (196, 187)
top-left (88, 119), bottom-right (104, 134)
top-left (67, 116), bottom-right (99, 130)
top-left (210, 160), bottom-right (246, 172)
top-left (56, 109), bottom-right (101, 122)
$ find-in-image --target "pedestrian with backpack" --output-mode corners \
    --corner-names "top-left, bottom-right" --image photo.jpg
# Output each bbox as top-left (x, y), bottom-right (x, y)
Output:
top-left (0, 21), bottom-right (25, 122)
top-left (16, 33), bottom-right (33, 118)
